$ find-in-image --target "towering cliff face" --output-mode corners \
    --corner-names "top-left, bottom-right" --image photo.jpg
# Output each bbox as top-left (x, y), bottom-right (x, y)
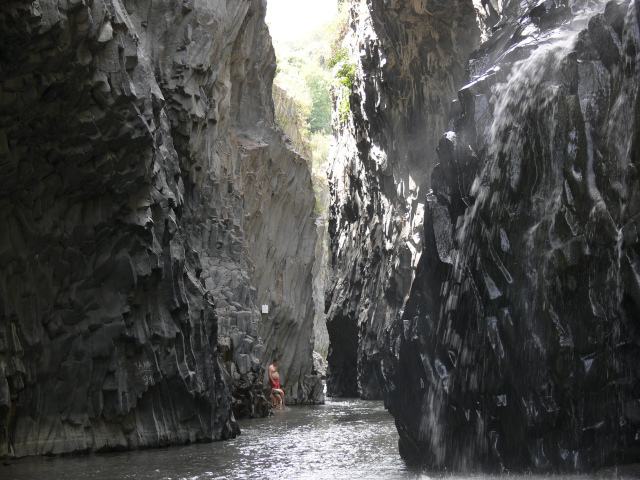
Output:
top-left (0, 0), bottom-right (320, 457)
top-left (385, 0), bottom-right (640, 472)
top-left (326, 0), bottom-right (640, 471)
top-left (312, 213), bottom-right (330, 362)
top-left (325, 0), bottom-right (480, 398)
top-left (267, 84), bottom-right (326, 401)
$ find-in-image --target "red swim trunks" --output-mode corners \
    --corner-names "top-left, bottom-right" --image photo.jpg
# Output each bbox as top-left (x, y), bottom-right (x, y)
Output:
top-left (270, 378), bottom-right (280, 389)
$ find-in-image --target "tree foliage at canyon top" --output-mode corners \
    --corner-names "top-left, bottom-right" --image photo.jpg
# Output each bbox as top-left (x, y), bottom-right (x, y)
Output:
top-left (271, 0), bottom-right (352, 177)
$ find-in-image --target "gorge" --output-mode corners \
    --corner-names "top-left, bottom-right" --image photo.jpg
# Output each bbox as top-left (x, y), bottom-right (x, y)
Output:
top-left (326, 0), bottom-right (640, 473)
top-left (0, 0), bottom-right (322, 458)
top-left (0, 0), bottom-right (639, 475)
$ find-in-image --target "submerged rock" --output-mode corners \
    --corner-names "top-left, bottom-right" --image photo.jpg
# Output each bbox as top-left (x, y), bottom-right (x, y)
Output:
top-left (0, 0), bottom-right (320, 457)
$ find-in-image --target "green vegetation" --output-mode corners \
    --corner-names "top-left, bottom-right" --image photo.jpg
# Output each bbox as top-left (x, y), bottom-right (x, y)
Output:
top-left (272, 1), bottom-right (355, 216)
top-left (326, 1), bottom-right (351, 54)
top-left (327, 46), bottom-right (356, 123)
top-left (310, 131), bottom-right (331, 217)
top-left (274, 53), bottom-right (332, 135)
top-left (275, 116), bottom-right (291, 128)
top-left (310, 131), bottom-right (331, 170)
top-left (327, 47), bottom-right (355, 89)
top-left (307, 66), bottom-right (333, 133)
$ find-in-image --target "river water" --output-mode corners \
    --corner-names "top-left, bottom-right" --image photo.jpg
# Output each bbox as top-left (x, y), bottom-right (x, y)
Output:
top-left (3, 398), bottom-right (639, 480)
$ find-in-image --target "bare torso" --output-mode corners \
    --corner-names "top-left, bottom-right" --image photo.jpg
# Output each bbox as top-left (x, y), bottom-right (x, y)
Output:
top-left (268, 362), bottom-right (285, 409)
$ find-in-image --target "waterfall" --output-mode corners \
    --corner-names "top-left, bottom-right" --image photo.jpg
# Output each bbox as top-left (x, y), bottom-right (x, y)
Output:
top-left (387, 0), bottom-right (640, 471)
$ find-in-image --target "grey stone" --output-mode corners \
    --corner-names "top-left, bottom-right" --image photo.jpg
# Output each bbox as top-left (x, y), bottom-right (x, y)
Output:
top-left (327, 0), bottom-right (640, 473)
top-left (312, 351), bottom-right (327, 380)
top-left (379, 0), bottom-right (640, 472)
top-left (236, 355), bottom-right (251, 376)
top-left (0, 0), bottom-right (321, 457)
top-left (325, 0), bottom-right (480, 400)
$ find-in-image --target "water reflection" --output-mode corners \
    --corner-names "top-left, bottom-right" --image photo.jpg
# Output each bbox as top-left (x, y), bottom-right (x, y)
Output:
top-left (3, 398), bottom-right (639, 479)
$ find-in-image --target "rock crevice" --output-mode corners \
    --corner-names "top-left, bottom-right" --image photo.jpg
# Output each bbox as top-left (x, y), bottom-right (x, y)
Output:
top-left (328, 0), bottom-right (640, 472)
top-left (325, 0), bottom-right (480, 399)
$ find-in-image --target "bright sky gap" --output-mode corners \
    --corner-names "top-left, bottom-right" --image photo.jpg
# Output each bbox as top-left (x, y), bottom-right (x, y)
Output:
top-left (266, 0), bottom-right (339, 43)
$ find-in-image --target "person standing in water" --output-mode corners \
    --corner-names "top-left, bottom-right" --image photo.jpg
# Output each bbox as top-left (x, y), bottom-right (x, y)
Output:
top-left (268, 358), bottom-right (285, 410)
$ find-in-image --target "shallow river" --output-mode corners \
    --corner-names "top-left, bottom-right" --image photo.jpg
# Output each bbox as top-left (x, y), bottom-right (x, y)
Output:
top-left (3, 398), bottom-right (639, 480)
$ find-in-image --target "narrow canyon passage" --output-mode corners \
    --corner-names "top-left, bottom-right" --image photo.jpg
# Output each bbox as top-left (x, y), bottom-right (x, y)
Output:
top-left (4, 398), bottom-right (638, 480)
top-left (5, 399), bottom-right (406, 479)
top-left (1, 0), bottom-right (640, 476)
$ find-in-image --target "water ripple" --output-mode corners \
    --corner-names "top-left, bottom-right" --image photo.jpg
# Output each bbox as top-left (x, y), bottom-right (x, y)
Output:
top-left (4, 399), bottom-right (638, 479)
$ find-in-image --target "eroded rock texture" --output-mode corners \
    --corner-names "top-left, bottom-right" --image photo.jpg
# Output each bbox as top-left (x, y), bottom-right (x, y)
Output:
top-left (385, 0), bottom-right (640, 472)
top-left (325, 0), bottom-right (480, 398)
top-left (312, 214), bottom-right (330, 362)
top-left (272, 84), bottom-right (312, 160)
top-left (0, 0), bottom-right (320, 457)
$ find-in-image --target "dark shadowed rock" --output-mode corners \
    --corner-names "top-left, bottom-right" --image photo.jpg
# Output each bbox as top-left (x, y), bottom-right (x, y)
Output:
top-left (384, 0), bottom-right (640, 472)
top-left (0, 0), bottom-right (320, 457)
top-left (325, 0), bottom-right (480, 400)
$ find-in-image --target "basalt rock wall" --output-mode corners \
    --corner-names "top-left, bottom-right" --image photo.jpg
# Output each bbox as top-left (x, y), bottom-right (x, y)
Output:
top-left (312, 213), bottom-right (330, 363)
top-left (325, 0), bottom-right (480, 398)
top-left (386, 0), bottom-right (640, 472)
top-left (0, 0), bottom-right (320, 457)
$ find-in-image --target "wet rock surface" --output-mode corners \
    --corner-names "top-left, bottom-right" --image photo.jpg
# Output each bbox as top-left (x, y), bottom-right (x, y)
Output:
top-left (384, 0), bottom-right (640, 472)
top-left (325, 0), bottom-right (480, 399)
top-left (0, 0), bottom-right (320, 457)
